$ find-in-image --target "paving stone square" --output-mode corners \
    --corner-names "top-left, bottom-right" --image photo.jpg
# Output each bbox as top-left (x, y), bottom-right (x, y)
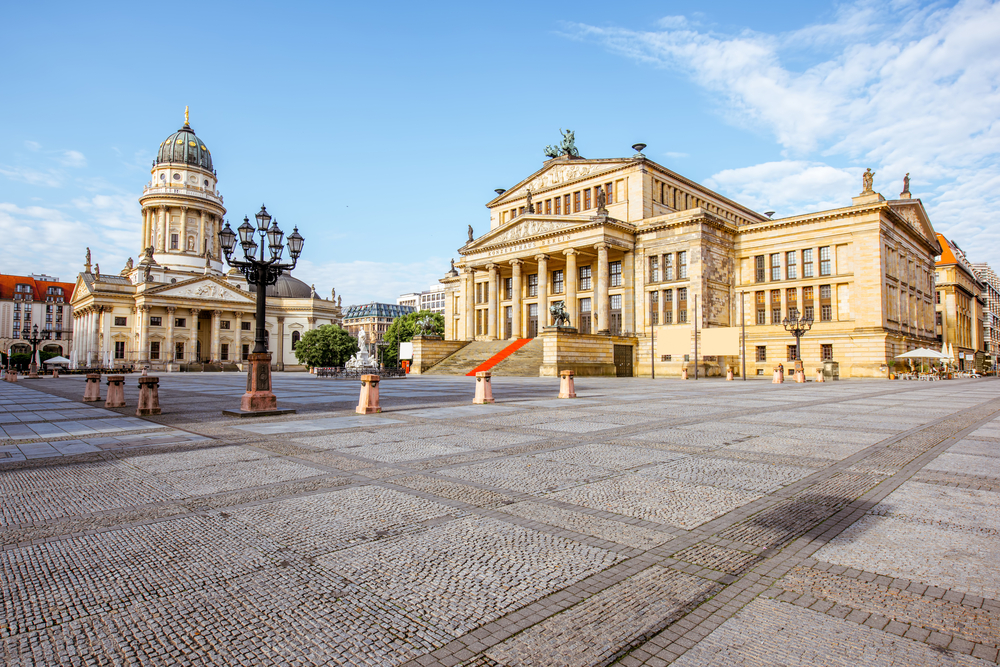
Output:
top-left (3, 374), bottom-right (1000, 666)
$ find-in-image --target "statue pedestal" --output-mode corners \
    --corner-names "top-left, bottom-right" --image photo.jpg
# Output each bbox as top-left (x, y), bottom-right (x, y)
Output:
top-left (222, 353), bottom-right (295, 417)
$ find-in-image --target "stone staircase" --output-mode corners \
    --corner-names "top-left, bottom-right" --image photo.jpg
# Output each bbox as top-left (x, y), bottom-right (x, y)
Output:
top-left (423, 340), bottom-right (512, 375)
top-left (490, 339), bottom-right (544, 376)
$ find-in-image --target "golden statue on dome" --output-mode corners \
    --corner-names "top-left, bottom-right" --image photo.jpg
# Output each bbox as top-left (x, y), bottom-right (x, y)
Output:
top-left (184, 106), bottom-right (190, 126)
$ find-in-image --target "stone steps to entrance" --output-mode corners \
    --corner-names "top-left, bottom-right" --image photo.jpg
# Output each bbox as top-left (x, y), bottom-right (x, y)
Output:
top-left (489, 339), bottom-right (544, 376)
top-left (466, 338), bottom-right (535, 376)
top-left (423, 340), bottom-right (512, 375)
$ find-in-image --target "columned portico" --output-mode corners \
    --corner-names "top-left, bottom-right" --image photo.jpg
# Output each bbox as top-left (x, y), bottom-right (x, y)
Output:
top-left (510, 259), bottom-right (523, 339)
top-left (487, 264), bottom-right (498, 340)
top-left (595, 243), bottom-right (610, 334)
top-left (536, 254), bottom-right (549, 329)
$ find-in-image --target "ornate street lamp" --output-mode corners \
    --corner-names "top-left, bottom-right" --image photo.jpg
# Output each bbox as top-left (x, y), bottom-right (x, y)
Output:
top-left (218, 205), bottom-right (304, 413)
top-left (21, 324), bottom-right (50, 379)
top-left (782, 314), bottom-right (813, 363)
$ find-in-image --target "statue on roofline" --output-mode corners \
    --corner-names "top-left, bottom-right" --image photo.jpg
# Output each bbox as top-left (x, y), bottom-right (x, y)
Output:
top-left (902, 172), bottom-right (910, 194)
top-left (862, 168), bottom-right (875, 193)
top-left (468, 225), bottom-right (474, 243)
top-left (526, 188), bottom-right (534, 213)
top-left (544, 129), bottom-right (580, 159)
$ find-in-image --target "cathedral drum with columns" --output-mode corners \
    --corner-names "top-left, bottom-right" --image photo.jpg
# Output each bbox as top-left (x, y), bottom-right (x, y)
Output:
top-left (69, 109), bottom-right (342, 372)
top-left (439, 136), bottom-right (942, 378)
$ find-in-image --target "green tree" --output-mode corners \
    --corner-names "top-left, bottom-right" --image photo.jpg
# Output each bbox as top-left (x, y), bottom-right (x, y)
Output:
top-left (293, 325), bottom-right (358, 367)
top-left (382, 310), bottom-right (444, 367)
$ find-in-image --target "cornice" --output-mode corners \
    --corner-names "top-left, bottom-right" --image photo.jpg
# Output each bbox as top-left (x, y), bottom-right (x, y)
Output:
top-left (461, 216), bottom-right (636, 257)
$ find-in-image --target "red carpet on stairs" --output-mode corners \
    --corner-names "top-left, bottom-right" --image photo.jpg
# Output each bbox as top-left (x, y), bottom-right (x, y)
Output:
top-left (466, 338), bottom-right (534, 376)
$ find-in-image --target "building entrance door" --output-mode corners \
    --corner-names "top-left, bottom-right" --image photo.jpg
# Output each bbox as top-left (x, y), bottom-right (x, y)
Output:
top-left (614, 344), bottom-right (633, 377)
top-left (504, 306), bottom-right (512, 339)
top-left (579, 298), bottom-right (591, 334)
top-left (527, 303), bottom-right (538, 338)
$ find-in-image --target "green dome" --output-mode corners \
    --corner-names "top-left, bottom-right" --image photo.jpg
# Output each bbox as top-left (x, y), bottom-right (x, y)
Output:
top-left (156, 123), bottom-right (213, 171)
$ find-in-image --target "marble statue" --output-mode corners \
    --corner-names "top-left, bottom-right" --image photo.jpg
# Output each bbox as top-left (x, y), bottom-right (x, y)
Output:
top-left (143, 264), bottom-right (152, 282)
top-left (345, 328), bottom-right (378, 372)
top-left (862, 168), bottom-right (875, 193)
top-left (310, 284), bottom-right (316, 298)
top-left (468, 225), bottom-right (474, 243)
top-left (902, 172), bottom-right (910, 194)
top-left (140, 246), bottom-right (155, 263)
top-left (358, 329), bottom-right (369, 356)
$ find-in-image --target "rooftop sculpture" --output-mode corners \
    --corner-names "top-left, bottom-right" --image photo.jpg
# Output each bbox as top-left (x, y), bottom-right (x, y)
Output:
top-left (544, 129), bottom-right (580, 159)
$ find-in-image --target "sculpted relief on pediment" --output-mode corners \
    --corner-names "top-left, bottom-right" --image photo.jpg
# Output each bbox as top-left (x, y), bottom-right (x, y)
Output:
top-left (158, 282), bottom-right (250, 302)
top-left (514, 164), bottom-right (608, 197)
top-left (491, 219), bottom-right (574, 245)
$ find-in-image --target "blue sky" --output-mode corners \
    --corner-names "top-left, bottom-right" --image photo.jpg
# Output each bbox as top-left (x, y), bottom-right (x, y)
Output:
top-left (2, 0), bottom-right (998, 302)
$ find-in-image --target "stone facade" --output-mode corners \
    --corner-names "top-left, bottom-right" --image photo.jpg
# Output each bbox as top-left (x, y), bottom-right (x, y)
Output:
top-left (935, 235), bottom-right (986, 370)
top-left (971, 263), bottom-right (1000, 362)
top-left (69, 112), bottom-right (342, 372)
top-left (0, 274), bottom-right (74, 362)
top-left (442, 147), bottom-right (941, 378)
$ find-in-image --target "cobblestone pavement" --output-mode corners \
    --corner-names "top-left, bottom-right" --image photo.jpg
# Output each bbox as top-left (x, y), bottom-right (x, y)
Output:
top-left (2, 374), bottom-right (1000, 665)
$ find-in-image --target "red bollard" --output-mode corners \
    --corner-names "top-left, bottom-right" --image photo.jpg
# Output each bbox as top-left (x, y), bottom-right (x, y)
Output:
top-left (816, 368), bottom-right (826, 383)
top-left (474, 371), bottom-right (495, 404)
top-left (136, 376), bottom-right (161, 416)
top-left (772, 366), bottom-right (784, 384)
top-left (356, 374), bottom-right (381, 414)
top-left (83, 373), bottom-right (102, 401)
top-left (559, 369), bottom-right (577, 398)
top-left (105, 375), bottom-right (126, 408)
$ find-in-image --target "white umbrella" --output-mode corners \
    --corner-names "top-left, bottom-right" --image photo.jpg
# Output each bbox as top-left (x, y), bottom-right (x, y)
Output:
top-left (894, 348), bottom-right (948, 359)
top-left (43, 356), bottom-right (70, 365)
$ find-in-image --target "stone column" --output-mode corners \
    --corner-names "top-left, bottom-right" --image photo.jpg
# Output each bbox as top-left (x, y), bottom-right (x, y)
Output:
top-left (190, 308), bottom-right (200, 363)
top-left (622, 250), bottom-right (634, 334)
top-left (564, 250), bottom-right (577, 329)
top-left (276, 316), bottom-right (285, 371)
top-left (487, 263), bottom-right (498, 340)
top-left (595, 243), bottom-right (610, 334)
top-left (157, 207), bottom-right (168, 253)
top-left (180, 207), bottom-right (188, 251)
top-left (234, 312), bottom-right (243, 362)
top-left (199, 212), bottom-right (206, 256)
top-left (94, 307), bottom-right (104, 366)
top-left (138, 305), bottom-right (150, 364)
top-left (99, 307), bottom-right (109, 366)
top-left (511, 259), bottom-right (523, 339)
top-left (464, 268), bottom-right (475, 340)
top-left (166, 306), bottom-right (176, 363)
top-left (657, 287), bottom-right (665, 325)
top-left (210, 310), bottom-right (221, 363)
top-left (141, 209), bottom-right (149, 249)
top-left (536, 254), bottom-right (549, 327)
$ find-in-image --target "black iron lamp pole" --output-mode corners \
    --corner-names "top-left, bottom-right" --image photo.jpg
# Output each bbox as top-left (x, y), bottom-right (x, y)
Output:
top-left (21, 323), bottom-right (50, 378)
top-left (782, 315), bottom-right (813, 362)
top-left (218, 205), bottom-right (304, 412)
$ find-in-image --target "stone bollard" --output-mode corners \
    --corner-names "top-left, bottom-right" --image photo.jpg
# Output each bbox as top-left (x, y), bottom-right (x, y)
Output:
top-left (356, 374), bottom-right (381, 414)
top-left (816, 368), bottom-right (825, 383)
top-left (51, 368), bottom-right (59, 378)
top-left (6, 370), bottom-right (17, 383)
top-left (105, 375), bottom-right (126, 408)
top-left (726, 367), bottom-right (734, 381)
top-left (772, 366), bottom-right (784, 384)
top-left (83, 373), bottom-right (102, 401)
top-left (795, 370), bottom-right (806, 383)
top-left (474, 371), bottom-right (495, 404)
top-left (681, 367), bottom-right (689, 380)
top-left (136, 376), bottom-right (161, 416)
top-left (559, 369), bottom-right (577, 398)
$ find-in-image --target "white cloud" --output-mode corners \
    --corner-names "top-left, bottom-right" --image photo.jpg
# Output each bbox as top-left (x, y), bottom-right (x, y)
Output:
top-left (0, 166), bottom-right (62, 187)
top-left (58, 150), bottom-right (87, 168)
top-left (24, 140), bottom-right (41, 151)
top-left (571, 0), bottom-right (1000, 266)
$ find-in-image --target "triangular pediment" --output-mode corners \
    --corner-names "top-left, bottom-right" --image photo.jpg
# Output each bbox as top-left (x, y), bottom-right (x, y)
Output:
top-left (889, 199), bottom-right (940, 253)
top-left (469, 217), bottom-right (584, 250)
top-left (489, 158), bottom-right (632, 207)
top-left (147, 276), bottom-right (253, 303)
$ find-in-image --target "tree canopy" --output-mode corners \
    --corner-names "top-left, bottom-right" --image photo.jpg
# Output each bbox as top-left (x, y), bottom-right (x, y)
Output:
top-left (293, 325), bottom-right (358, 367)
top-left (382, 310), bottom-right (445, 366)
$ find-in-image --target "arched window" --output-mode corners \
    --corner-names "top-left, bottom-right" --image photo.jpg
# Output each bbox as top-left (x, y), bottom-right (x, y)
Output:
top-left (292, 330), bottom-right (301, 349)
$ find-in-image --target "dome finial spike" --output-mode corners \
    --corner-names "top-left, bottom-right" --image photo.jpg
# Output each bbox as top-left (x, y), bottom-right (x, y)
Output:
top-left (184, 106), bottom-right (190, 126)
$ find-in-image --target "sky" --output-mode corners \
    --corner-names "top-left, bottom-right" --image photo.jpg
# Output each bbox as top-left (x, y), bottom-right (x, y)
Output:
top-left (1, 0), bottom-right (998, 303)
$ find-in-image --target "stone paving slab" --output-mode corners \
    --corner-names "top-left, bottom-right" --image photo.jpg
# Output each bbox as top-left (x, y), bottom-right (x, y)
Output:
top-left (231, 415), bottom-right (402, 434)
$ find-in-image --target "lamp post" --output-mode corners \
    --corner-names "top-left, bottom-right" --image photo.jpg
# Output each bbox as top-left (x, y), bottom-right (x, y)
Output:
top-left (782, 315), bottom-right (813, 364)
top-left (217, 205), bottom-right (304, 413)
top-left (21, 324), bottom-right (50, 379)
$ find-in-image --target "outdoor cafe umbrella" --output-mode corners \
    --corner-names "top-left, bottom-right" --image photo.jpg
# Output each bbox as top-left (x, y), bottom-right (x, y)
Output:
top-left (894, 348), bottom-right (948, 360)
top-left (42, 356), bottom-right (70, 365)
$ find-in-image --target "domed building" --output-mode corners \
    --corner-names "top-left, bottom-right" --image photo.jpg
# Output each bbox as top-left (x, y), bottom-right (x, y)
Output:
top-left (69, 109), bottom-right (343, 371)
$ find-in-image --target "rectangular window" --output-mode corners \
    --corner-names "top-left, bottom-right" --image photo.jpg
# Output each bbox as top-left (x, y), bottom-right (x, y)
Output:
top-left (170, 234), bottom-right (178, 250)
top-left (114, 341), bottom-right (125, 359)
top-left (936, 290), bottom-right (941, 304)
top-left (149, 316), bottom-right (162, 327)
top-left (756, 290), bottom-right (766, 325)
top-left (786, 288), bottom-right (797, 318)
top-left (821, 304), bottom-right (832, 321)
top-left (803, 306), bottom-right (814, 320)
top-left (505, 277), bottom-right (512, 300)
top-left (584, 189), bottom-right (592, 209)
top-left (476, 283), bottom-right (482, 304)
top-left (665, 254), bottom-right (674, 280)
top-left (605, 182), bottom-right (614, 205)
top-left (476, 310), bottom-right (482, 336)
top-left (579, 265), bottom-right (592, 291)
top-left (114, 316), bottom-right (127, 326)
top-left (564, 194), bottom-right (570, 214)
top-left (661, 355), bottom-right (671, 362)
top-left (610, 294), bottom-right (622, 310)
top-left (678, 251), bottom-right (688, 279)
top-left (241, 321), bottom-right (251, 331)
top-left (786, 251), bottom-right (797, 279)
top-left (150, 341), bottom-right (160, 360)
top-left (755, 255), bottom-right (766, 283)
top-left (221, 343), bottom-right (229, 361)
top-left (527, 274), bottom-right (538, 297)
top-left (677, 287), bottom-right (688, 323)
top-left (819, 284), bottom-right (832, 299)
top-left (772, 308), bottom-right (782, 325)
top-left (242, 344), bottom-right (250, 360)
top-left (663, 289), bottom-right (673, 324)
top-left (803, 248), bottom-right (814, 278)
top-left (821, 344), bottom-right (833, 361)
top-left (220, 320), bottom-right (230, 330)
top-left (552, 270), bottom-right (564, 294)
top-left (770, 253), bottom-right (781, 281)
top-left (610, 261), bottom-right (622, 287)
top-left (787, 345), bottom-right (797, 361)
top-left (483, 282), bottom-right (489, 302)
top-left (545, 199), bottom-right (552, 215)
top-left (649, 291), bottom-right (659, 325)
top-left (175, 342), bottom-right (184, 360)
top-left (574, 191), bottom-right (581, 212)
top-left (554, 197), bottom-right (561, 215)
top-left (650, 256), bottom-right (659, 282)
top-left (819, 246), bottom-right (832, 276)
top-left (175, 318), bottom-right (185, 328)
top-left (756, 346), bottom-right (766, 362)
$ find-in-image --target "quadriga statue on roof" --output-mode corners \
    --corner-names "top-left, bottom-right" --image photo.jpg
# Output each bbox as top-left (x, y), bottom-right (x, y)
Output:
top-left (544, 129), bottom-right (580, 159)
